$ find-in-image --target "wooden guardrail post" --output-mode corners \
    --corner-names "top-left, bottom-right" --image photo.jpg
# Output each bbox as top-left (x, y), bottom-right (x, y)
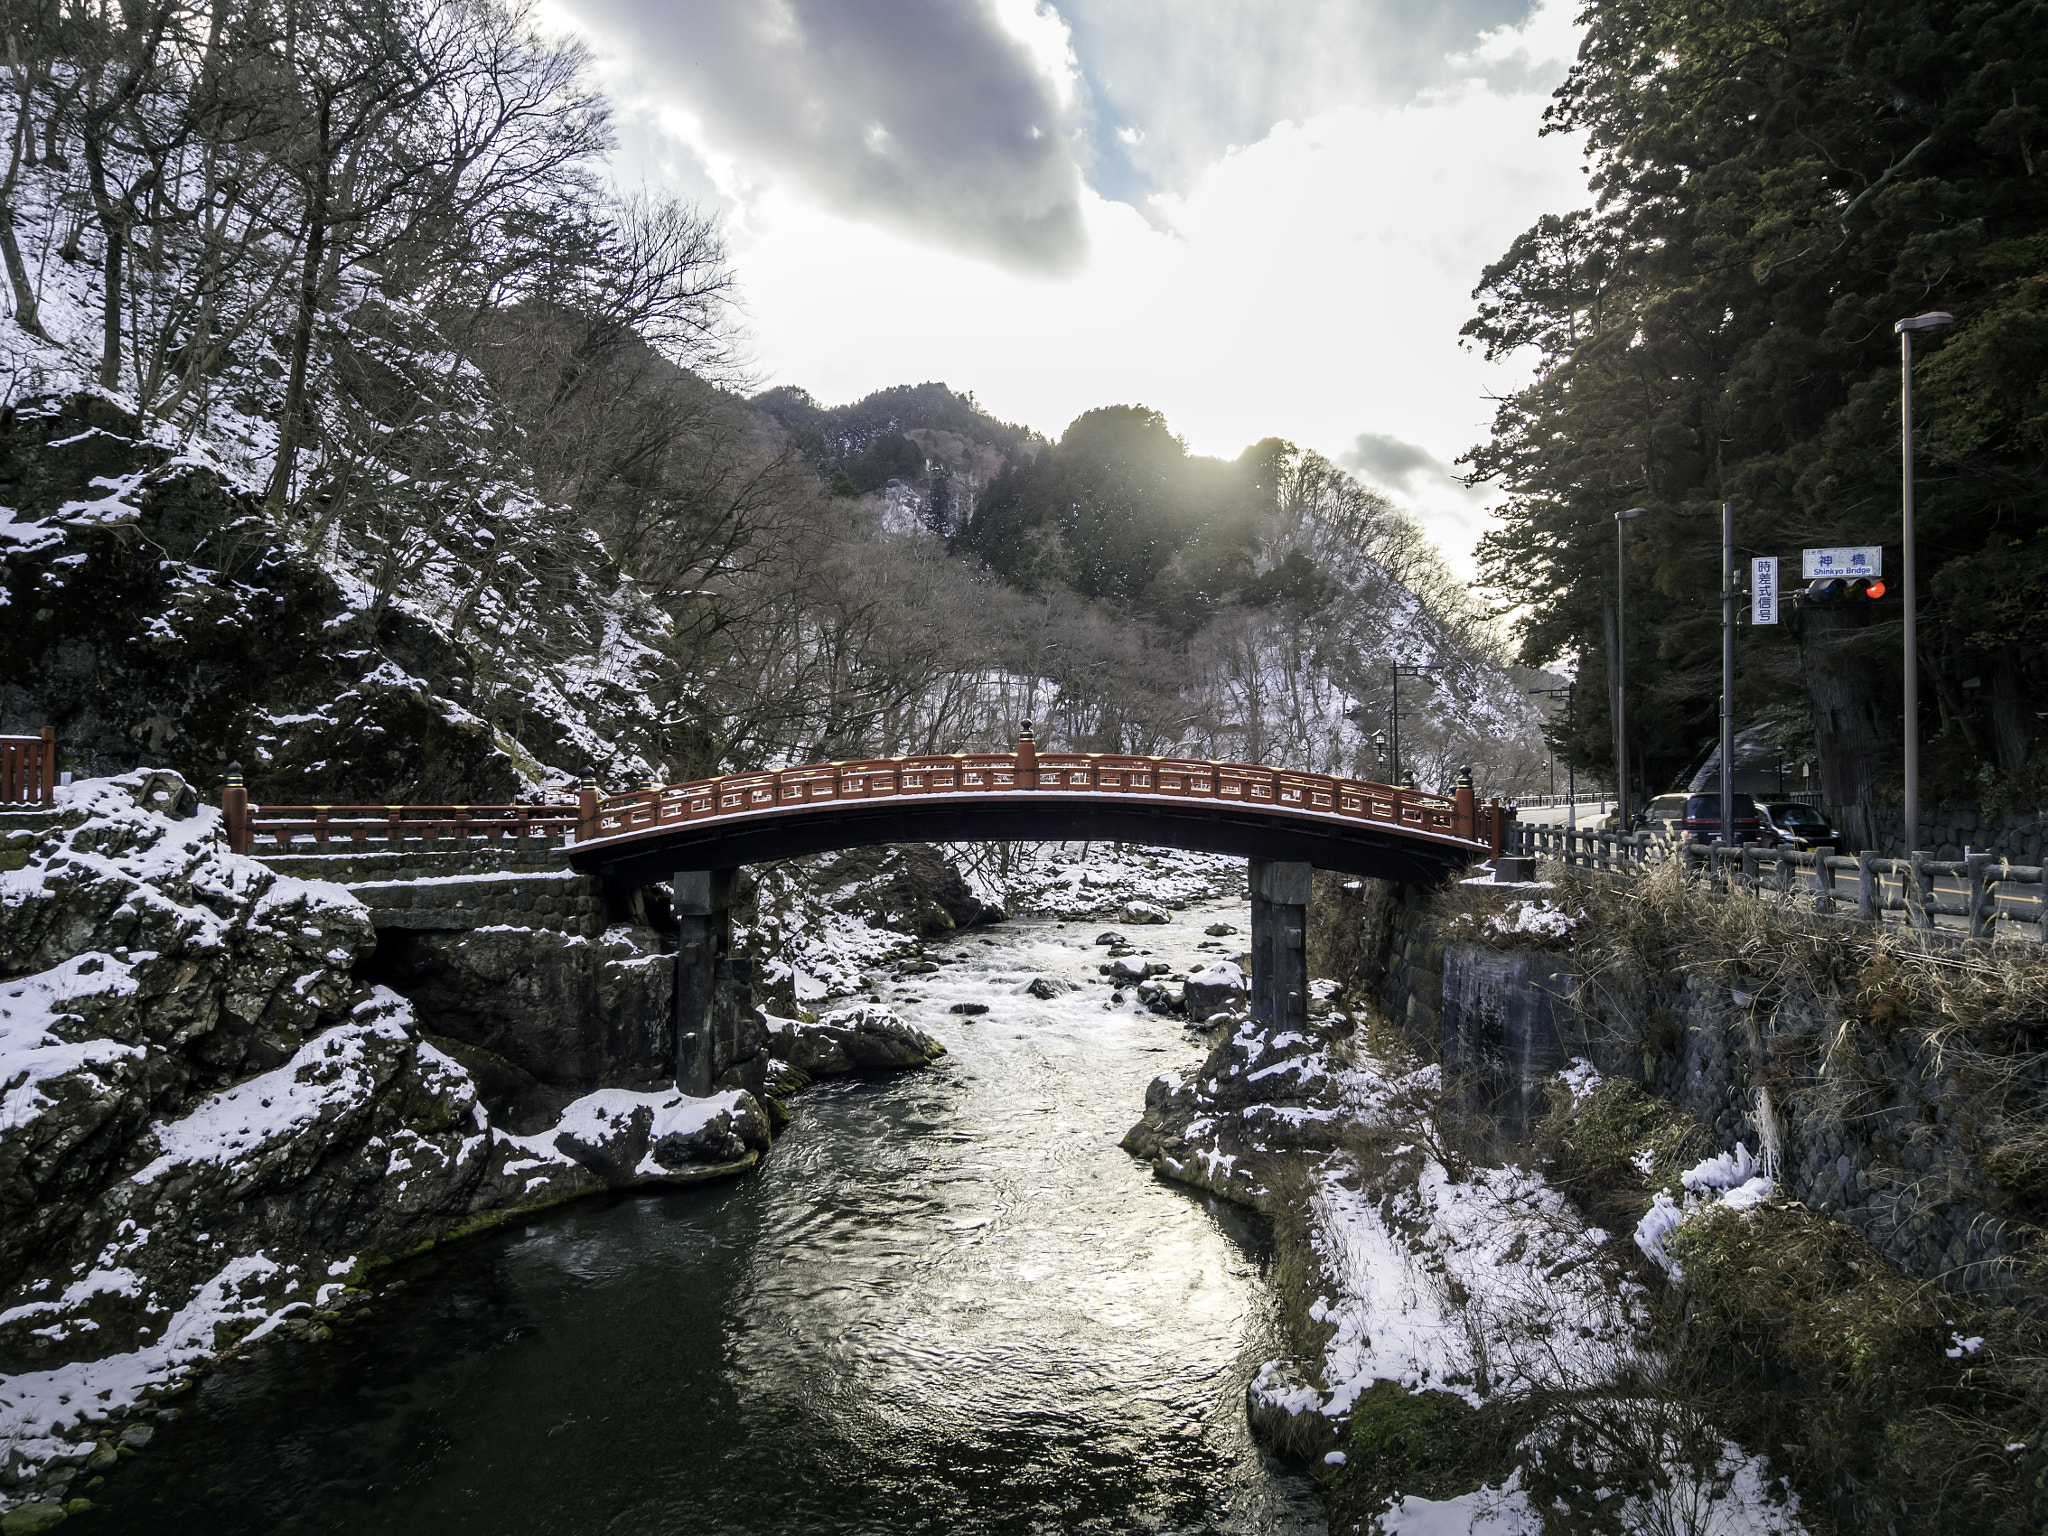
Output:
top-left (1016, 721), bottom-right (1039, 788)
top-left (1489, 799), bottom-right (1507, 859)
top-left (1813, 847), bottom-right (1834, 912)
top-left (221, 763), bottom-right (250, 855)
top-left (577, 773), bottom-right (600, 845)
top-left (1856, 850), bottom-right (1877, 920)
top-left (1966, 852), bottom-right (1993, 940)
top-left (1908, 850), bottom-right (1933, 930)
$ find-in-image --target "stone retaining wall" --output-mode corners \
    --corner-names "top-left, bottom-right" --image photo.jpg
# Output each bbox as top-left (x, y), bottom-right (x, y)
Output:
top-left (1330, 876), bottom-right (2046, 1308)
top-left (1862, 803), bottom-right (2046, 861)
top-left (255, 851), bottom-right (611, 937)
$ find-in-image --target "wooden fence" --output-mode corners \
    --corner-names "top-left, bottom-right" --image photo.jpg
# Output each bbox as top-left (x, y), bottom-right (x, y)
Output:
top-left (1, 729), bottom-right (56, 805)
top-left (1507, 823), bottom-right (2048, 943)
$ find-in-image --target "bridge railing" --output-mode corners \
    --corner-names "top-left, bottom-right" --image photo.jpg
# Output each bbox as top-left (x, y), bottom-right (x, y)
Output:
top-left (230, 800), bottom-right (580, 853)
top-left (1507, 824), bottom-right (2048, 943)
top-left (586, 749), bottom-right (1503, 853)
top-left (218, 745), bottom-right (1507, 858)
top-left (2, 728), bottom-right (57, 805)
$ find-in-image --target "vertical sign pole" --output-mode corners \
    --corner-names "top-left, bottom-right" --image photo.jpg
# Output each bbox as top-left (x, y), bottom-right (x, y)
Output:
top-left (1614, 519), bottom-right (1629, 830)
top-left (1721, 502), bottom-right (1735, 849)
top-left (1901, 329), bottom-right (1919, 859)
top-left (1388, 665), bottom-right (1400, 790)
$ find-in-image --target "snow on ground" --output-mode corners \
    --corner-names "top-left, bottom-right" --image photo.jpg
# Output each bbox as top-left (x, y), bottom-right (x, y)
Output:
top-left (1297, 1127), bottom-right (1646, 1412)
top-left (131, 995), bottom-right (413, 1185)
top-left (952, 841), bottom-right (1245, 921)
top-left (1243, 1032), bottom-right (1811, 1532)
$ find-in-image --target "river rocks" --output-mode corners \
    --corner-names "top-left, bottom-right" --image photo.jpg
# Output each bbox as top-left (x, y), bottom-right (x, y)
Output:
top-left (1117, 902), bottom-right (1170, 925)
top-left (766, 1005), bottom-right (946, 1075)
top-left (1104, 956), bottom-right (1168, 982)
top-left (1, 1501), bottom-right (69, 1533)
top-left (1094, 931), bottom-right (1126, 946)
top-left (949, 1002), bottom-right (990, 1016)
top-left (1182, 960), bottom-right (1249, 1019)
top-left (1122, 1015), bottom-right (1344, 1209)
top-left (1025, 976), bottom-right (1076, 1000)
top-left (513, 1087), bottom-right (773, 1185)
top-left (1203, 923), bottom-right (1239, 937)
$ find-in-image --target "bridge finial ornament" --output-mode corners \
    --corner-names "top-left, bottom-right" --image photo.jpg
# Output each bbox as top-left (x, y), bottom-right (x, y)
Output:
top-left (1016, 721), bottom-right (1038, 787)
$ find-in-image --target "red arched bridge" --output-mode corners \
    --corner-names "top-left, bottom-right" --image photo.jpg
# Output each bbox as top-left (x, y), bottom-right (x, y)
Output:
top-left (221, 731), bottom-right (1509, 887)
top-left (219, 730), bottom-right (1508, 1093)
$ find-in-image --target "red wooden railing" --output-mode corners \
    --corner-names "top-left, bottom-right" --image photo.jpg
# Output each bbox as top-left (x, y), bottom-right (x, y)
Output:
top-left (221, 734), bottom-right (1509, 860)
top-left (1, 728), bottom-right (57, 805)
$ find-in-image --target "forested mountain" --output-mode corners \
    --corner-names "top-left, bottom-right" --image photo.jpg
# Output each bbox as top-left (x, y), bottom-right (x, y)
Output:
top-left (1467, 0), bottom-right (2048, 837)
top-left (0, 0), bottom-right (1545, 803)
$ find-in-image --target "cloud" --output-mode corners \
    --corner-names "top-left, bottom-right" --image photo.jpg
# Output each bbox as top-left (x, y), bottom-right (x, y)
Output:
top-left (558, 0), bottom-right (1089, 274)
top-left (1342, 431), bottom-right (1454, 496)
top-left (1055, 0), bottom-right (1544, 206)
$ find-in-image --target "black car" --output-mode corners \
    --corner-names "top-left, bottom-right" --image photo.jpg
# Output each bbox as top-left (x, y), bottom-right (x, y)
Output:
top-left (1758, 800), bottom-right (1843, 851)
top-left (1683, 792), bottom-right (1762, 844)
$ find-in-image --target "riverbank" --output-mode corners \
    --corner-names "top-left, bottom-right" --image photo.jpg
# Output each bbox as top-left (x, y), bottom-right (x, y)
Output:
top-left (53, 890), bottom-right (1324, 1536)
top-left (1124, 864), bottom-right (2048, 1535)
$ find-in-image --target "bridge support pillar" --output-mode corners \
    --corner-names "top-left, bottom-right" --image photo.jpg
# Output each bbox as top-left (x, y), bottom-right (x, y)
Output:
top-left (674, 869), bottom-right (737, 1095)
top-left (1248, 859), bottom-right (1311, 1036)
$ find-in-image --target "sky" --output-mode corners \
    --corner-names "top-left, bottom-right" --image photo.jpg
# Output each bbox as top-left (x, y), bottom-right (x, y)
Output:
top-left (540, 0), bottom-right (1591, 576)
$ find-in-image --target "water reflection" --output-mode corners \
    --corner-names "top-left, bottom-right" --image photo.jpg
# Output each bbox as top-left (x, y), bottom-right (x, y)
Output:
top-left (93, 913), bottom-right (1324, 1536)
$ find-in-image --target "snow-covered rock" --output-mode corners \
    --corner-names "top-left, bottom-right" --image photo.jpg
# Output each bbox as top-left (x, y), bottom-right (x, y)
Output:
top-left (764, 1005), bottom-right (946, 1076)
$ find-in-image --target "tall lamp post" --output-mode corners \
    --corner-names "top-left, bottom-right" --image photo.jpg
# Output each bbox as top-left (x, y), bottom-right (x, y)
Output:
top-left (1896, 310), bottom-right (1953, 854)
top-left (1529, 684), bottom-right (1576, 828)
top-left (1388, 663), bottom-right (1440, 789)
top-left (1615, 507), bottom-right (1648, 828)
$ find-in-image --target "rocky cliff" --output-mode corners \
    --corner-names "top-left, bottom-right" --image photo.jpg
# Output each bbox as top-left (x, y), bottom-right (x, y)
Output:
top-left (0, 773), bottom-right (784, 1508)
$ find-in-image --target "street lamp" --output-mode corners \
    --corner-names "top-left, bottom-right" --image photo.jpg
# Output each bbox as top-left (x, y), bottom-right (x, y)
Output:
top-left (1615, 507), bottom-right (1648, 828)
top-left (1371, 728), bottom-right (1390, 780)
top-left (1529, 684), bottom-right (1576, 829)
top-left (1895, 310), bottom-right (1952, 854)
top-left (1388, 663), bottom-right (1441, 790)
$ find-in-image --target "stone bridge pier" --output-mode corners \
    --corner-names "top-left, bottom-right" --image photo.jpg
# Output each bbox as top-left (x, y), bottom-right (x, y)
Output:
top-left (673, 867), bottom-right (746, 1096)
top-left (1248, 859), bottom-right (1311, 1036)
top-left (667, 854), bottom-right (1317, 1091)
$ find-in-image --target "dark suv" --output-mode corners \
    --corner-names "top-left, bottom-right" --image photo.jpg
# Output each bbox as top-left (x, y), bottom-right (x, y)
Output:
top-left (1758, 800), bottom-right (1842, 851)
top-left (1683, 792), bottom-right (1761, 844)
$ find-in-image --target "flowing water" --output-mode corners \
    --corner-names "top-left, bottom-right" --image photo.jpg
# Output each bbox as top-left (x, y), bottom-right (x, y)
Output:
top-left (92, 902), bottom-right (1325, 1535)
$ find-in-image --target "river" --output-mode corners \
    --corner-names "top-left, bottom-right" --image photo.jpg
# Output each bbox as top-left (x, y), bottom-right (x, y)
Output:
top-left (90, 900), bottom-right (1326, 1535)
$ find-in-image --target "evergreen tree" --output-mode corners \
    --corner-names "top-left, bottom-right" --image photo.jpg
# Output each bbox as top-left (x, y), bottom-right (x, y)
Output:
top-left (1465, 0), bottom-right (2048, 830)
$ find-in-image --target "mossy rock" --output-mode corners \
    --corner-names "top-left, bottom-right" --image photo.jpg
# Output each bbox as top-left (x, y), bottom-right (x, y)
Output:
top-left (1, 1503), bottom-right (70, 1534)
top-left (1333, 1382), bottom-right (1519, 1516)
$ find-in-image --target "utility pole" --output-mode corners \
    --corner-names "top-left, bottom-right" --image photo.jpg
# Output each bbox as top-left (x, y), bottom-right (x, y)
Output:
top-left (1721, 502), bottom-right (1736, 847)
top-left (1896, 310), bottom-right (1953, 855)
top-left (1388, 663), bottom-right (1440, 789)
top-left (1615, 507), bottom-right (1647, 826)
top-left (1528, 684), bottom-right (1576, 828)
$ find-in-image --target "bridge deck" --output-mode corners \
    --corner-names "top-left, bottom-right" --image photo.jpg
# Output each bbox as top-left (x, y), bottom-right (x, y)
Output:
top-left (220, 739), bottom-right (1506, 889)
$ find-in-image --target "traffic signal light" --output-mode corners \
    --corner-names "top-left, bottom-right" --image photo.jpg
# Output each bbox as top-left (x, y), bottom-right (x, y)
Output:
top-left (1802, 577), bottom-right (1888, 602)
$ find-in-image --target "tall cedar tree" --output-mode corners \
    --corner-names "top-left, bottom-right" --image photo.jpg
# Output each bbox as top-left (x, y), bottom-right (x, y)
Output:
top-left (1464, 0), bottom-right (2048, 838)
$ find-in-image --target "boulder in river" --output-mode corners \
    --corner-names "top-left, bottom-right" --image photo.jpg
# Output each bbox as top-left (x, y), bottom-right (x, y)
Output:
top-left (1117, 902), bottom-right (1170, 925)
top-left (1182, 960), bottom-right (1249, 1018)
top-left (1025, 977), bottom-right (1075, 1000)
top-left (766, 1005), bottom-right (946, 1076)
